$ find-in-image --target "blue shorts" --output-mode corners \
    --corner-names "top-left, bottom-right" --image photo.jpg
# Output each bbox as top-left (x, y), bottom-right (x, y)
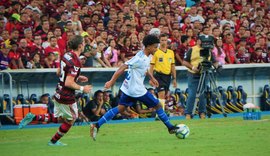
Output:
top-left (119, 91), bottom-right (159, 108)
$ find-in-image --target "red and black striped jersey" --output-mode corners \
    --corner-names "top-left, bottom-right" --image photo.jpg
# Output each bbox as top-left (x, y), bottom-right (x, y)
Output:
top-left (54, 51), bottom-right (81, 104)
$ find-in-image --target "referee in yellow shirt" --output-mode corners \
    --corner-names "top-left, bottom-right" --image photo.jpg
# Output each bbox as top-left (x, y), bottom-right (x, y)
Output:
top-left (150, 34), bottom-right (177, 111)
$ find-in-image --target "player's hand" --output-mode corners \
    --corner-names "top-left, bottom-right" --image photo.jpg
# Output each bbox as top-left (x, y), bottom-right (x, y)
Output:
top-left (78, 75), bottom-right (88, 82)
top-left (83, 85), bottom-right (92, 93)
top-left (104, 81), bottom-right (113, 90)
top-left (172, 79), bottom-right (177, 88)
top-left (149, 78), bottom-right (159, 87)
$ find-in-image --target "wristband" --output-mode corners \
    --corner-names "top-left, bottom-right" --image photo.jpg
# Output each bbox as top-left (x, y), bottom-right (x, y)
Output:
top-left (80, 86), bottom-right (84, 92)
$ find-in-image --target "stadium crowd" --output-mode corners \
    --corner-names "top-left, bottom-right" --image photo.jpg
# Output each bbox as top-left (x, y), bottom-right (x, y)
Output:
top-left (0, 0), bottom-right (269, 70)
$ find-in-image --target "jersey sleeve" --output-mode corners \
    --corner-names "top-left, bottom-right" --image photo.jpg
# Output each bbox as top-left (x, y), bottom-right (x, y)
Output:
top-left (150, 52), bottom-right (157, 65)
top-left (63, 54), bottom-right (79, 77)
top-left (125, 55), bottom-right (140, 68)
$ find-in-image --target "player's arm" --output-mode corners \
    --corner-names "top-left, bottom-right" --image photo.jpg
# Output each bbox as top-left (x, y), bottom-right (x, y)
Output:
top-left (65, 75), bottom-right (91, 93)
top-left (149, 64), bottom-right (154, 75)
top-left (146, 70), bottom-right (159, 87)
top-left (104, 64), bottom-right (128, 89)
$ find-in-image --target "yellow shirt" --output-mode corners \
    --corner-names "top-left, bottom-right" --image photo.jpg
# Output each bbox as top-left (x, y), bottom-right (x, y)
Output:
top-left (184, 45), bottom-right (214, 74)
top-left (151, 48), bottom-right (175, 75)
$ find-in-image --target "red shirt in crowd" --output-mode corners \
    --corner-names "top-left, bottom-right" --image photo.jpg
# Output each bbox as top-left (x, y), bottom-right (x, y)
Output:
top-left (236, 53), bottom-right (250, 64)
top-left (223, 43), bottom-right (236, 64)
top-left (8, 50), bottom-right (21, 69)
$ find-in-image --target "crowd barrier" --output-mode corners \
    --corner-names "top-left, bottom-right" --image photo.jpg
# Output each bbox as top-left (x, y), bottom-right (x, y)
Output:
top-left (1, 64), bottom-right (270, 117)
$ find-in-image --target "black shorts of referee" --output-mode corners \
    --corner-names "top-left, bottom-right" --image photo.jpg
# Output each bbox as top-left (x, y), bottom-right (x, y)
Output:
top-left (154, 71), bottom-right (171, 92)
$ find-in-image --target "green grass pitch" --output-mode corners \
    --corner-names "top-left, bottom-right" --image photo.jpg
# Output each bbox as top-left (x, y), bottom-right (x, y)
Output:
top-left (1, 116), bottom-right (270, 156)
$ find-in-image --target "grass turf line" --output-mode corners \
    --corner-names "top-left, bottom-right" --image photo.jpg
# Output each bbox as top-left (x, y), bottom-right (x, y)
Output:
top-left (0, 116), bottom-right (270, 156)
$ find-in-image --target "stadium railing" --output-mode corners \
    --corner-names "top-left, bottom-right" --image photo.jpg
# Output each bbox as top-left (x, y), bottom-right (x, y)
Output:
top-left (0, 63), bottom-right (270, 114)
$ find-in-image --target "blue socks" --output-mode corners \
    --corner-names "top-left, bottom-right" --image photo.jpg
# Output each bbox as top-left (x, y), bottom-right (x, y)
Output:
top-left (156, 108), bottom-right (174, 129)
top-left (97, 107), bottom-right (119, 128)
top-left (97, 107), bottom-right (173, 130)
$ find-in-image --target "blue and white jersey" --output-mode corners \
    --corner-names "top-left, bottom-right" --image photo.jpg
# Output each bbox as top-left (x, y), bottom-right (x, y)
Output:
top-left (120, 50), bottom-right (150, 97)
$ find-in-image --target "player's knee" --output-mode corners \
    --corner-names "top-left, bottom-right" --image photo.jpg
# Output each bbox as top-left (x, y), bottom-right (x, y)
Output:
top-left (118, 105), bottom-right (126, 112)
top-left (153, 103), bottom-right (162, 110)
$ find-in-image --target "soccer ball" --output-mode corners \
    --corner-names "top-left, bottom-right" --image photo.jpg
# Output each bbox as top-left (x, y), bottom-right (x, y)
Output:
top-left (149, 28), bottom-right (161, 37)
top-left (175, 124), bottom-right (190, 139)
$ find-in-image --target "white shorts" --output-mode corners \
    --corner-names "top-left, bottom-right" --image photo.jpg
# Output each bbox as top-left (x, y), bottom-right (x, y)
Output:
top-left (53, 100), bottom-right (78, 121)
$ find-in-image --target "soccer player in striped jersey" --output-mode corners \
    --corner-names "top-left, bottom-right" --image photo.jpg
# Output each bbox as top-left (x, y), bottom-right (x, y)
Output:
top-left (90, 34), bottom-right (179, 141)
top-left (49, 35), bottom-right (92, 146)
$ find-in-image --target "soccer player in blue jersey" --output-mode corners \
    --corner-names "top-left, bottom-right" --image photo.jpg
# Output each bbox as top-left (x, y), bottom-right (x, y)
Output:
top-left (90, 34), bottom-right (179, 141)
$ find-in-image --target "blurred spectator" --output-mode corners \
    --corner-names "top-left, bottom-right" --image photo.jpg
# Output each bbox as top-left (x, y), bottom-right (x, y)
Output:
top-left (0, 41), bottom-right (11, 70)
top-left (130, 34), bottom-right (141, 55)
top-left (26, 52), bottom-right (43, 69)
top-left (35, 20), bottom-right (50, 42)
top-left (10, 29), bottom-right (20, 43)
top-left (165, 91), bottom-right (181, 117)
top-left (250, 47), bottom-right (266, 63)
top-left (8, 40), bottom-right (24, 69)
top-left (17, 38), bottom-right (31, 67)
top-left (5, 14), bottom-right (20, 34)
top-left (236, 46), bottom-right (250, 64)
top-left (186, 28), bottom-right (196, 47)
top-left (265, 48), bottom-right (270, 63)
top-left (23, 28), bottom-right (33, 47)
top-left (83, 90), bottom-right (105, 122)
top-left (30, 35), bottom-right (45, 66)
top-left (53, 27), bottom-right (66, 56)
top-left (0, 30), bottom-right (10, 43)
top-left (175, 35), bottom-right (189, 65)
top-left (44, 52), bottom-right (57, 68)
top-left (104, 39), bottom-right (119, 67)
top-left (223, 33), bottom-right (238, 64)
top-left (93, 41), bottom-right (109, 68)
top-left (212, 38), bottom-right (226, 65)
top-left (44, 36), bottom-right (60, 66)
top-left (57, 12), bottom-right (69, 30)
top-left (79, 55), bottom-right (87, 68)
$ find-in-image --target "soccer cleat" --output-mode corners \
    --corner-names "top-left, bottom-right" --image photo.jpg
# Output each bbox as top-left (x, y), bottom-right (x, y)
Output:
top-left (48, 141), bottom-right (67, 146)
top-left (168, 125), bottom-right (179, 134)
top-left (18, 113), bottom-right (35, 129)
top-left (90, 123), bottom-right (99, 141)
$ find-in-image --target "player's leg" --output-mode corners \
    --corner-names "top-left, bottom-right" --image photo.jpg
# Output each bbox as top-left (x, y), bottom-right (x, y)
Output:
top-left (18, 112), bottom-right (36, 129)
top-left (90, 104), bottom-right (125, 140)
top-left (48, 101), bottom-right (78, 146)
top-left (138, 92), bottom-right (178, 134)
top-left (19, 113), bottom-right (57, 129)
top-left (90, 93), bottom-right (135, 140)
top-left (157, 90), bottom-right (166, 110)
